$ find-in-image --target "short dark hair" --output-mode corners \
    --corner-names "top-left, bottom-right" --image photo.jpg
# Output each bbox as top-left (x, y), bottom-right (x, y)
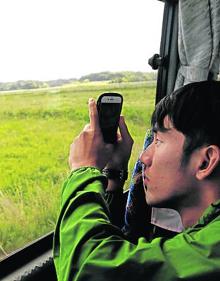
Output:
top-left (151, 81), bottom-right (220, 163)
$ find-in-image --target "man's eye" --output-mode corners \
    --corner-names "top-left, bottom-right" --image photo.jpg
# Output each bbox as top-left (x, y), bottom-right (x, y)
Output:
top-left (155, 138), bottom-right (162, 145)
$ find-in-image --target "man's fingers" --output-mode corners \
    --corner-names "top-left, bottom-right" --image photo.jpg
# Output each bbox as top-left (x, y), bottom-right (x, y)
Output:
top-left (119, 116), bottom-right (134, 146)
top-left (83, 124), bottom-right (91, 131)
top-left (88, 98), bottom-right (100, 131)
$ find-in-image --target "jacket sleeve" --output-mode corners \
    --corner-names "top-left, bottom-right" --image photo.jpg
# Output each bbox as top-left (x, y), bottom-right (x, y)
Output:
top-left (53, 167), bottom-right (220, 281)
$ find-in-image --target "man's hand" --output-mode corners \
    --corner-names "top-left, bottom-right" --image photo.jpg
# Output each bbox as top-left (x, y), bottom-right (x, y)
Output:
top-left (106, 116), bottom-right (134, 170)
top-left (69, 98), bottom-right (133, 175)
top-left (69, 98), bottom-right (113, 171)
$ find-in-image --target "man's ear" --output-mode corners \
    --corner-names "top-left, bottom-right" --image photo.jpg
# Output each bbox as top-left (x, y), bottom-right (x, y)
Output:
top-left (196, 145), bottom-right (220, 180)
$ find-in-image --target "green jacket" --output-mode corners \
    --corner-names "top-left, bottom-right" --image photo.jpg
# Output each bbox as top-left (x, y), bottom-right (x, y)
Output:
top-left (53, 167), bottom-right (220, 281)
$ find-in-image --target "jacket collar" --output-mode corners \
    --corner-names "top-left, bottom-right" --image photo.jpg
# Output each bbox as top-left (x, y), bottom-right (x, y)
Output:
top-left (194, 199), bottom-right (220, 228)
top-left (151, 200), bottom-right (220, 232)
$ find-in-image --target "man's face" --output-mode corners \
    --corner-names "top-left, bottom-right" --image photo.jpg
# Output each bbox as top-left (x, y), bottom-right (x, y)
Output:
top-left (140, 116), bottom-right (197, 209)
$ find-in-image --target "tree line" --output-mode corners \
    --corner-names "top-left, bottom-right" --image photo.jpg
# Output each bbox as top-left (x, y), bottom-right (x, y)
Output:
top-left (79, 71), bottom-right (157, 83)
top-left (0, 71), bottom-right (157, 91)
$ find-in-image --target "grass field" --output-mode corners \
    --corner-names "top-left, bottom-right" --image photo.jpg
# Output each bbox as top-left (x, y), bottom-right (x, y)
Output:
top-left (0, 81), bottom-right (156, 258)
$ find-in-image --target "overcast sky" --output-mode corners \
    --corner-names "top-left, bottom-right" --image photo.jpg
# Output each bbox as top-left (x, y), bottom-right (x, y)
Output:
top-left (0, 0), bottom-right (164, 82)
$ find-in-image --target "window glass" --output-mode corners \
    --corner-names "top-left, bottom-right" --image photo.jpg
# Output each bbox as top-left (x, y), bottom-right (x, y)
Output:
top-left (0, 0), bottom-right (164, 258)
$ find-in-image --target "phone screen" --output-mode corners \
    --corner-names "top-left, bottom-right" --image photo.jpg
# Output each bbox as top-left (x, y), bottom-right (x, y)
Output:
top-left (97, 94), bottom-right (123, 143)
top-left (99, 96), bottom-right (122, 128)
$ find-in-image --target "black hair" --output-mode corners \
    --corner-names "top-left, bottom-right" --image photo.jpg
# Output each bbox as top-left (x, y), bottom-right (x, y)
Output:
top-left (151, 81), bottom-right (220, 164)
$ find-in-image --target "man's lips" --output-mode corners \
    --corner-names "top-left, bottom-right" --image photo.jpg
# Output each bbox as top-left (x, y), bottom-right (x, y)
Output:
top-left (143, 174), bottom-right (150, 186)
top-left (141, 164), bottom-right (150, 185)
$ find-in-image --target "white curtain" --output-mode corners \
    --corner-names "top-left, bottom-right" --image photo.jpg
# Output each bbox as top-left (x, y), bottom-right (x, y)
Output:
top-left (175, 0), bottom-right (220, 89)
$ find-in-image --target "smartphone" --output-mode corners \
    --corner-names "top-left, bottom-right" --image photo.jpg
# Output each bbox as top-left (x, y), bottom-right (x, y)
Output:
top-left (97, 92), bottom-right (123, 144)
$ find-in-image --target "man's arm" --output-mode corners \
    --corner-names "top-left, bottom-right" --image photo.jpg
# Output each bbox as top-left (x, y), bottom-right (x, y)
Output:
top-left (67, 98), bottom-right (133, 230)
top-left (53, 167), bottom-right (125, 281)
top-left (53, 167), bottom-right (220, 281)
top-left (105, 184), bottom-right (127, 228)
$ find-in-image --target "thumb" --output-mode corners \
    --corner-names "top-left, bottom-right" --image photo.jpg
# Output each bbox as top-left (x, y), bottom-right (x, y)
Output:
top-left (88, 98), bottom-right (101, 132)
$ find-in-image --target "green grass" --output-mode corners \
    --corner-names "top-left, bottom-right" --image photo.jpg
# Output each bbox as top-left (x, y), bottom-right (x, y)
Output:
top-left (0, 81), bottom-right (155, 259)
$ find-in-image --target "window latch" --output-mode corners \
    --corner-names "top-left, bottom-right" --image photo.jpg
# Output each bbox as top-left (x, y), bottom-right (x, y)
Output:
top-left (148, 54), bottom-right (165, 70)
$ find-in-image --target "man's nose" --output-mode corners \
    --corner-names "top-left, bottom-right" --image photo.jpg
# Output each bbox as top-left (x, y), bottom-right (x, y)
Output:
top-left (139, 145), bottom-right (153, 167)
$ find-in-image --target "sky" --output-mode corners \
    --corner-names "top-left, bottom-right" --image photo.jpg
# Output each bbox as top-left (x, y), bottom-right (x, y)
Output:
top-left (0, 0), bottom-right (164, 82)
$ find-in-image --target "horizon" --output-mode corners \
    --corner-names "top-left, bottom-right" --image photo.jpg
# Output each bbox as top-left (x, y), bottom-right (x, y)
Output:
top-left (0, 70), bottom-right (157, 84)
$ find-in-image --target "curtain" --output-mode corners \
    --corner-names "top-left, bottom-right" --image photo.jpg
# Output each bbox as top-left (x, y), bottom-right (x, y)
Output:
top-left (175, 0), bottom-right (220, 88)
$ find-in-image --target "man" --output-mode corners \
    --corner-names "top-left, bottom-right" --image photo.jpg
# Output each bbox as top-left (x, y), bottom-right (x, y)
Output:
top-left (53, 81), bottom-right (220, 280)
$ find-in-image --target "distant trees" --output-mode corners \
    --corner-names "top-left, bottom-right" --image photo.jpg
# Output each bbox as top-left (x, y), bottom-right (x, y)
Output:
top-left (0, 71), bottom-right (157, 91)
top-left (0, 80), bottom-right (48, 91)
top-left (79, 71), bottom-right (157, 83)
top-left (0, 78), bottom-right (77, 91)
top-left (46, 78), bottom-right (77, 87)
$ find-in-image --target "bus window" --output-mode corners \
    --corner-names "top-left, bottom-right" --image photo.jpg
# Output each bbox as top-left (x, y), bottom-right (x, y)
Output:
top-left (0, 0), bottom-right (164, 259)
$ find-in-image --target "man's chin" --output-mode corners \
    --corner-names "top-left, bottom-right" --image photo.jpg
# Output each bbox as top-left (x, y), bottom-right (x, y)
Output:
top-left (145, 195), bottom-right (178, 210)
